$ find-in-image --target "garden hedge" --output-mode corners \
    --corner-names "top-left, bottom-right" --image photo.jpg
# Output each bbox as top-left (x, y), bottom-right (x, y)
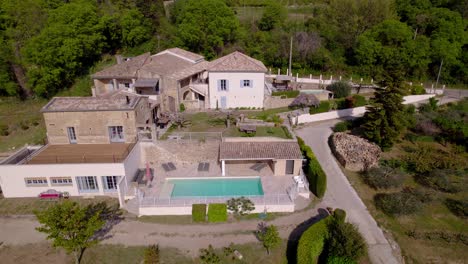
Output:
top-left (208, 203), bottom-right (227, 222)
top-left (309, 101), bottom-right (330, 114)
top-left (297, 217), bottom-right (330, 264)
top-left (297, 137), bottom-right (327, 198)
top-left (192, 204), bottom-right (207, 222)
top-left (272, 90), bottom-right (300, 98)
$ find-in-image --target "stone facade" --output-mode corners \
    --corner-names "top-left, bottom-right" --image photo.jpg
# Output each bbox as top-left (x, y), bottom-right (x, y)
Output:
top-left (44, 98), bottom-right (152, 145)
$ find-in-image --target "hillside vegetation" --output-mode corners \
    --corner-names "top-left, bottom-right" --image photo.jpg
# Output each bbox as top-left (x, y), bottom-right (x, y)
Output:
top-left (0, 0), bottom-right (466, 99)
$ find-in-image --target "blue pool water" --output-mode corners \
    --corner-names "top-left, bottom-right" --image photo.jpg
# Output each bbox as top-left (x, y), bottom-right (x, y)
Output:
top-left (168, 177), bottom-right (264, 197)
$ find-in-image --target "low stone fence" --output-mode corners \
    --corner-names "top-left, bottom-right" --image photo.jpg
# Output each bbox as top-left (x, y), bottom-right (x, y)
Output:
top-left (237, 118), bottom-right (275, 128)
top-left (293, 94), bottom-right (436, 124)
top-left (264, 96), bottom-right (294, 109)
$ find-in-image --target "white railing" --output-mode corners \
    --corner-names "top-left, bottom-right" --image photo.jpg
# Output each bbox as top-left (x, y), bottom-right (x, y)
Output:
top-left (167, 132), bottom-right (223, 141)
top-left (138, 193), bottom-right (293, 208)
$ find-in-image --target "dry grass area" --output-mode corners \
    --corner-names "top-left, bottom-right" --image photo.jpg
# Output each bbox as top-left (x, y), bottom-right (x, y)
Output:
top-left (0, 196), bottom-right (119, 215)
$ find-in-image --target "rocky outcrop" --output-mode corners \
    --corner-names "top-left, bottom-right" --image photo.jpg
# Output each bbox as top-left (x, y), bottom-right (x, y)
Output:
top-left (330, 132), bottom-right (381, 171)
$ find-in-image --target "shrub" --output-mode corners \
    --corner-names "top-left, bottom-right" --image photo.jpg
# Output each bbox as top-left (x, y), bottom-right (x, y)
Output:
top-left (352, 95), bottom-right (367, 107)
top-left (144, 244), bottom-right (160, 264)
top-left (179, 103), bottom-right (186, 112)
top-left (333, 121), bottom-right (350, 132)
top-left (327, 81), bottom-right (351, 98)
top-left (226, 197), bottom-right (255, 215)
top-left (445, 198), bottom-right (468, 218)
top-left (272, 90), bottom-right (299, 98)
top-left (326, 256), bottom-right (356, 264)
top-left (310, 101), bottom-right (330, 114)
top-left (297, 137), bottom-right (327, 198)
top-left (334, 98), bottom-right (347, 110)
top-left (406, 230), bottom-right (468, 245)
top-left (344, 96), bottom-right (355, 108)
top-left (297, 217), bottom-right (330, 264)
top-left (333, 209), bottom-right (346, 223)
top-left (208, 203), bottom-right (227, 222)
top-left (416, 169), bottom-right (464, 193)
top-left (374, 192), bottom-right (423, 216)
top-left (361, 166), bottom-right (406, 189)
top-left (256, 223), bottom-right (281, 255)
top-left (192, 204), bottom-right (207, 222)
top-left (326, 219), bottom-right (367, 261)
top-left (19, 121), bottom-right (29, 130)
top-left (199, 245), bottom-right (220, 264)
top-left (410, 85), bottom-right (426, 95)
top-left (290, 94), bottom-right (320, 109)
top-left (0, 124), bottom-right (9, 136)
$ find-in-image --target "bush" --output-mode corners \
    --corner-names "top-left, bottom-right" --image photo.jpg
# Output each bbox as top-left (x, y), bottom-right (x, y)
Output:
top-left (326, 256), bottom-right (356, 264)
top-left (352, 95), bottom-right (367, 107)
top-left (445, 198), bottom-right (468, 218)
top-left (0, 124), bottom-right (9, 136)
top-left (199, 245), bottom-right (220, 264)
top-left (272, 90), bottom-right (300, 98)
top-left (290, 94), bottom-right (320, 109)
top-left (333, 121), bottom-right (350, 132)
top-left (333, 209), bottom-right (346, 223)
top-left (144, 244), bottom-right (160, 264)
top-left (361, 166), bottom-right (406, 189)
top-left (344, 96), bottom-right (355, 109)
top-left (226, 197), bottom-right (255, 215)
top-left (208, 203), bottom-right (227, 222)
top-left (310, 101), bottom-right (330, 114)
top-left (416, 169), bottom-right (464, 193)
top-left (179, 103), bottom-right (186, 112)
top-left (19, 121), bottom-right (29, 130)
top-left (374, 192), bottom-right (423, 216)
top-left (326, 219), bottom-right (367, 261)
top-left (327, 81), bottom-right (351, 98)
top-left (192, 204), bottom-right (207, 222)
top-left (297, 137), bottom-right (327, 198)
top-left (297, 217), bottom-right (330, 264)
top-left (410, 85), bottom-right (426, 95)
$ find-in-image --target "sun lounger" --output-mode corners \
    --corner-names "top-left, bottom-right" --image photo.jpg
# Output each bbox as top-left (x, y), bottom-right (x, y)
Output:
top-left (250, 163), bottom-right (262, 170)
top-left (168, 162), bottom-right (176, 171)
top-left (162, 163), bottom-right (171, 172)
top-left (197, 163), bottom-right (204, 171)
top-left (203, 162), bottom-right (210, 171)
top-left (254, 163), bottom-right (267, 172)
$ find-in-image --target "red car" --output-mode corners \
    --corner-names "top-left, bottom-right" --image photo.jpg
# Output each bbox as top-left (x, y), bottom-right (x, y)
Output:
top-left (38, 189), bottom-right (62, 199)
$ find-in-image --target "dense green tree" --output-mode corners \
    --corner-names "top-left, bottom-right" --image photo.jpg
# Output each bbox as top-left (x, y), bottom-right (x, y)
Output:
top-left (120, 8), bottom-right (152, 48)
top-left (326, 219), bottom-right (367, 261)
top-left (144, 244), bottom-right (160, 264)
top-left (258, 0), bottom-right (287, 31)
top-left (173, 0), bottom-right (239, 58)
top-left (35, 201), bottom-right (105, 264)
top-left (256, 223), bottom-right (281, 255)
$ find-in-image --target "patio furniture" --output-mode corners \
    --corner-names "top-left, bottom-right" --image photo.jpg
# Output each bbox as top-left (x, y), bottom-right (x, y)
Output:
top-left (250, 163), bottom-right (267, 172)
top-left (198, 162), bottom-right (210, 172)
top-left (38, 189), bottom-right (62, 199)
top-left (168, 162), bottom-right (176, 171)
top-left (239, 124), bottom-right (256, 133)
top-left (162, 163), bottom-right (171, 172)
top-left (132, 168), bottom-right (154, 187)
top-left (250, 163), bottom-right (262, 171)
top-left (294, 175), bottom-right (306, 188)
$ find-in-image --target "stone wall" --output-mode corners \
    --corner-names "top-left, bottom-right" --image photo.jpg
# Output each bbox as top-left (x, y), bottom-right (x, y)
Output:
top-left (264, 96), bottom-right (294, 109)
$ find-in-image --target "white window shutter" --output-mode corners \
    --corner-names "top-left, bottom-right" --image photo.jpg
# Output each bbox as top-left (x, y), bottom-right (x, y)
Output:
top-left (250, 80), bottom-right (253, 88)
top-left (226, 80), bottom-right (229, 91)
top-left (217, 80), bottom-right (221, 91)
top-left (240, 80), bottom-right (243, 88)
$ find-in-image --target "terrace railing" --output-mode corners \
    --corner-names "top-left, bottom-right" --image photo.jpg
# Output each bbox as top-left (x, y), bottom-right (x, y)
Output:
top-left (166, 132), bottom-right (223, 142)
top-left (138, 193), bottom-right (293, 208)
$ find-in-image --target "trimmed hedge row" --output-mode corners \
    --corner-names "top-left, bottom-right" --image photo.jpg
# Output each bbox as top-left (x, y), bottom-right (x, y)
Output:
top-left (207, 203), bottom-right (227, 222)
top-left (297, 216), bottom-right (330, 264)
top-left (297, 137), bottom-right (327, 198)
top-left (272, 90), bottom-right (300, 98)
top-left (192, 204), bottom-right (207, 222)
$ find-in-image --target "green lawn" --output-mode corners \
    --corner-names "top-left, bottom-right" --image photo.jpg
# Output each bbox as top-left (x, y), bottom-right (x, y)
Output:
top-left (0, 97), bottom-right (47, 152)
top-left (223, 126), bottom-right (291, 139)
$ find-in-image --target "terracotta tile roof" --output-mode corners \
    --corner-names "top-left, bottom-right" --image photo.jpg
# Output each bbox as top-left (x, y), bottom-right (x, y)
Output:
top-left (41, 96), bottom-right (141, 112)
top-left (139, 53), bottom-right (195, 77)
top-left (209, 51), bottom-right (267, 72)
top-left (164, 48), bottom-right (205, 62)
top-left (92, 53), bottom-right (150, 79)
top-left (220, 142), bottom-right (303, 160)
top-left (169, 60), bottom-right (211, 80)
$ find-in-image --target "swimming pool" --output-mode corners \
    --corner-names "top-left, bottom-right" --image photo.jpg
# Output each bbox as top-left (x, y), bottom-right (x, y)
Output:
top-left (167, 177), bottom-right (264, 198)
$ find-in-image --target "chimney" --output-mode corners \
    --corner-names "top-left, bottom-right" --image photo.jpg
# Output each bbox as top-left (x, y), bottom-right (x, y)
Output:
top-left (116, 55), bottom-right (123, 64)
top-left (126, 96), bottom-right (130, 105)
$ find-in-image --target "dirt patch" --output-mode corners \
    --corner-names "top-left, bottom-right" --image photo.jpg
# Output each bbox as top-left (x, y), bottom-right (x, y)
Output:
top-left (0, 243), bottom-right (69, 264)
top-left (144, 141), bottom-right (219, 166)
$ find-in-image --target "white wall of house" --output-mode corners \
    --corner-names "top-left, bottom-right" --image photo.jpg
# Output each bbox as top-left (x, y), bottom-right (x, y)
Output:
top-left (208, 72), bottom-right (265, 109)
top-left (0, 143), bottom-right (142, 198)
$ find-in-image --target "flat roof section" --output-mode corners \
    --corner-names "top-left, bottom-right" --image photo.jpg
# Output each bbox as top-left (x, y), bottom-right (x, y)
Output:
top-left (41, 96), bottom-right (141, 112)
top-left (26, 143), bottom-right (135, 164)
top-left (220, 141), bottom-right (303, 161)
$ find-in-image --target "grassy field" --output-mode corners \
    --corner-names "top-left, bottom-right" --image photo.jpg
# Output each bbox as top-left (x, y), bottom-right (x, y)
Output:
top-left (223, 126), bottom-right (291, 138)
top-left (341, 140), bottom-right (468, 263)
top-left (0, 97), bottom-right (47, 153)
top-left (0, 241), bottom-right (289, 264)
top-left (0, 196), bottom-right (119, 215)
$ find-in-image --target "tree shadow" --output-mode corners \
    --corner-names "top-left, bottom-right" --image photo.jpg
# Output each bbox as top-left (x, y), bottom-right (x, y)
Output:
top-left (286, 207), bottom-right (330, 264)
top-left (88, 201), bottom-right (124, 241)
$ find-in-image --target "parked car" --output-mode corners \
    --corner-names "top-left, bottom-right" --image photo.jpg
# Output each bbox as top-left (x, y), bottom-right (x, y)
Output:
top-left (38, 189), bottom-right (62, 199)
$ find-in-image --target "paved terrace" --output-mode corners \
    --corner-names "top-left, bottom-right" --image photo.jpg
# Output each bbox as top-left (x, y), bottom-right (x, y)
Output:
top-left (26, 143), bottom-right (135, 164)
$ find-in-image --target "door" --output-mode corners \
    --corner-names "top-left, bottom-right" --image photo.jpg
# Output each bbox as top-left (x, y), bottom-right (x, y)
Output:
top-left (67, 127), bottom-right (77, 144)
top-left (108, 126), bottom-right (125, 143)
top-left (220, 96), bottom-right (227, 109)
top-left (285, 160), bottom-right (294, 174)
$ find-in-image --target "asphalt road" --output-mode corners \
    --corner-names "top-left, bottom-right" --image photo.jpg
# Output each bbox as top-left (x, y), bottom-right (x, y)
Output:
top-left (296, 121), bottom-right (402, 264)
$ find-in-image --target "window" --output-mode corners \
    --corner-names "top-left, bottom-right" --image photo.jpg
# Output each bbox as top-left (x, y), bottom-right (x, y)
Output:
top-left (241, 80), bottom-right (252, 88)
top-left (124, 83), bottom-right (130, 88)
top-left (218, 79), bottom-right (228, 91)
top-left (76, 176), bottom-right (98, 193)
top-left (67, 127), bottom-right (77, 144)
top-left (25, 178), bottom-right (48, 187)
top-left (51, 177), bottom-right (73, 186)
top-left (108, 126), bottom-right (124, 142)
top-left (102, 176), bottom-right (119, 191)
